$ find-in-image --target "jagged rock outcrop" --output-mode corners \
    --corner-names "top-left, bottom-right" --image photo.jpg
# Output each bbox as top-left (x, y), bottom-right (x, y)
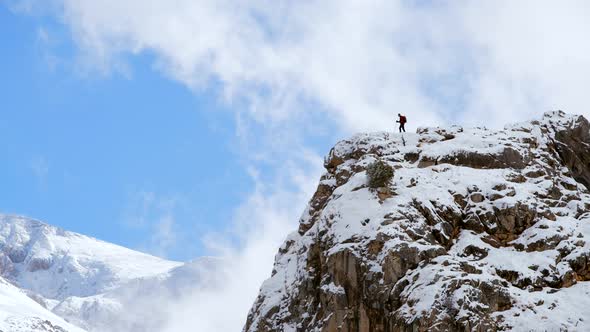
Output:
top-left (245, 111), bottom-right (590, 332)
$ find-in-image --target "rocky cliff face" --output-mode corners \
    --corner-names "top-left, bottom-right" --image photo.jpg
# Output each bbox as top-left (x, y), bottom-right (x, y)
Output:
top-left (244, 111), bottom-right (590, 332)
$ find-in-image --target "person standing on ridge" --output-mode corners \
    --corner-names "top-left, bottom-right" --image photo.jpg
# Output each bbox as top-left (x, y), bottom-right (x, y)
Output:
top-left (397, 113), bottom-right (407, 133)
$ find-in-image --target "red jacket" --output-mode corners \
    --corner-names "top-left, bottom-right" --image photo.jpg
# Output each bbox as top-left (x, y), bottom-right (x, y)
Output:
top-left (399, 115), bottom-right (407, 124)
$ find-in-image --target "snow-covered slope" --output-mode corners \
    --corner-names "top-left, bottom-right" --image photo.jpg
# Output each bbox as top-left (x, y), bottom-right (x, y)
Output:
top-left (0, 277), bottom-right (85, 332)
top-left (0, 215), bottom-right (220, 331)
top-left (245, 111), bottom-right (590, 331)
top-left (0, 215), bottom-right (182, 301)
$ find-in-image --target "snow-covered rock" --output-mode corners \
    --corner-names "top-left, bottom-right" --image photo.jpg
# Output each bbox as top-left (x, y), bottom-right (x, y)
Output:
top-left (245, 111), bottom-right (590, 331)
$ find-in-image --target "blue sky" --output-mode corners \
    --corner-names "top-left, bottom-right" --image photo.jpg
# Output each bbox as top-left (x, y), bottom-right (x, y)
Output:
top-left (0, 6), bottom-right (259, 260)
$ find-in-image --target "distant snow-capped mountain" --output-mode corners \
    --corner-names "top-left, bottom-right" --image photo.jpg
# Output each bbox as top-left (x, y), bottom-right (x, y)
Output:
top-left (0, 215), bottom-right (182, 300)
top-left (0, 214), bottom-right (221, 331)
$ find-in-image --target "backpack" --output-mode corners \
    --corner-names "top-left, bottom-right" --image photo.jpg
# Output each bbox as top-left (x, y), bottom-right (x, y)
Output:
top-left (400, 115), bottom-right (407, 124)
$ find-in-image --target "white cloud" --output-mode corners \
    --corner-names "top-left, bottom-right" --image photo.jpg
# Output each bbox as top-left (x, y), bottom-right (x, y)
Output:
top-left (455, 1), bottom-right (590, 125)
top-left (13, 1), bottom-right (590, 131)
top-left (161, 149), bottom-right (323, 332)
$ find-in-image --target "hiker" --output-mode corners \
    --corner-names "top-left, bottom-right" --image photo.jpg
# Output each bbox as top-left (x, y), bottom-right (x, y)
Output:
top-left (396, 113), bottom-right (407, 133)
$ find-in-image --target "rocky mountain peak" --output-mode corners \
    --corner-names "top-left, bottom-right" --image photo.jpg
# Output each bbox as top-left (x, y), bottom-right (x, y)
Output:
top-left (245, 111), bottom-right (590, 331)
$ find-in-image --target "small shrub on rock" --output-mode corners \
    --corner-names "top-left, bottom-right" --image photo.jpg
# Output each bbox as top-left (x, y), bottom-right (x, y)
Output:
top-left (366, 160), bottom-right (394, 188)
